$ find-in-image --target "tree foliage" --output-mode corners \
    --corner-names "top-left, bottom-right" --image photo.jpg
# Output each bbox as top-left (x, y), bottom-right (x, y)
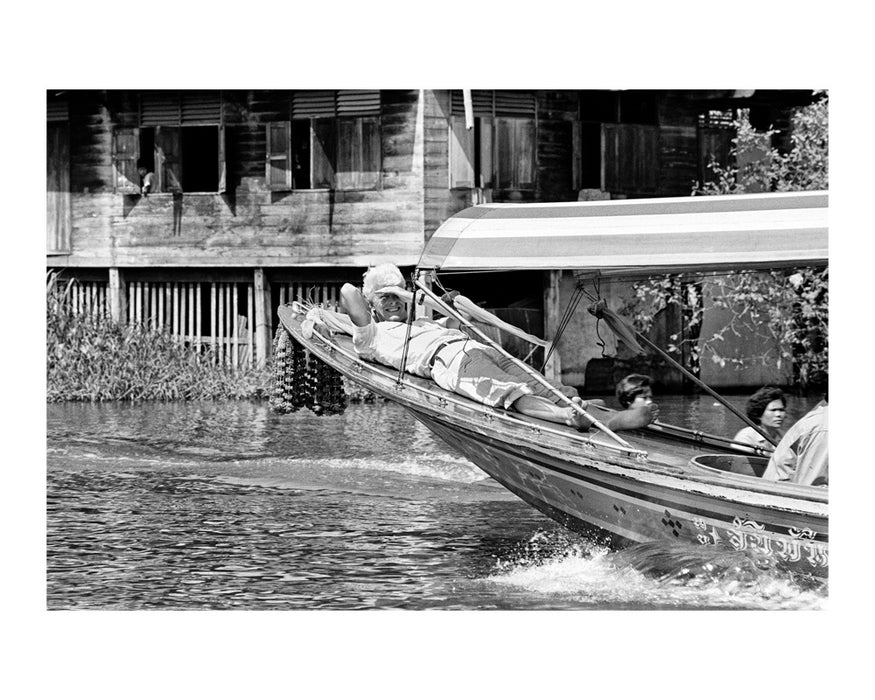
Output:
top-left (697, 92), bottom-right (828, 194)
top-left (626, 93), bottom-right (828, 388)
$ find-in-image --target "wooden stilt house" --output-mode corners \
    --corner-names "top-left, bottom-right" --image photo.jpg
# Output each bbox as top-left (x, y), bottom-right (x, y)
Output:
top-left (46, 89), bottom-right (819, 388)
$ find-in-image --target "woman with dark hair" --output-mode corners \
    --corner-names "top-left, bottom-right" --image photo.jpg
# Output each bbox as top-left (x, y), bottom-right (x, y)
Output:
top-left (610, 374), bottom-right (659, 430)
top-left (733, 386), bottom-right (787, 449)
top-left (616, 373), bottom-right (654, 409)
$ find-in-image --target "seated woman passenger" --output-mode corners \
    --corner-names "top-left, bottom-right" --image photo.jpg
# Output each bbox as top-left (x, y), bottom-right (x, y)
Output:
top-left (314, 264), bottom-right (656, 433)
top-left (733, 386), bottom-right (787, 450)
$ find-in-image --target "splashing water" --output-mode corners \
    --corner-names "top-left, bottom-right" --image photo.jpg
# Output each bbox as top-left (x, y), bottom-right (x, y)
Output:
top-left (487, 530), bottom-right (826, 610)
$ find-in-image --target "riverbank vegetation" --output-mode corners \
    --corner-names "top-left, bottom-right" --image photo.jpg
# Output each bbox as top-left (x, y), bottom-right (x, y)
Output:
top-left (47, 274), bottom-right (271, 402)
top-left (47, 273), bottom-right (378, 403)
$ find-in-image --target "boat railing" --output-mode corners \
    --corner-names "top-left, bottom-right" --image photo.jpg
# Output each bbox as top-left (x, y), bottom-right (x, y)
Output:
top-left (643, 421), bottom-right (774, 457)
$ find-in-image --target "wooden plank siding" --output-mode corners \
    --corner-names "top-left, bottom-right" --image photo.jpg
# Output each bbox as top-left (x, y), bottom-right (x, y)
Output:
top-left (654, 92), bottom-right (702, 197)
top-left (52, 90), bottom-right (426, 270)
top-left (50, 89), bottom-right (732, 269)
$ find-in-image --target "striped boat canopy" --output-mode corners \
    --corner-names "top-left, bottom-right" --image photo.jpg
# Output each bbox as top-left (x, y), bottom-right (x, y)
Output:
top-left (418, 191), bottom-right (828, 273)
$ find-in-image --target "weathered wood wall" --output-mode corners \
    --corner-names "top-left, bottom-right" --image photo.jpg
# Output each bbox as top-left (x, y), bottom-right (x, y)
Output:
top-left (654, 92), bottom-right (704, 197)
top-left (51, 90), bottom-right (425, 269)
top-left (46, 122), bottom-right (71, 253)
top-left (536, 91), bottom-right (578, 202)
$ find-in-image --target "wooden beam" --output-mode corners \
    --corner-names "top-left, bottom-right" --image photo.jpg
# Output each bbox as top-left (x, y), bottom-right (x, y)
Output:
top-left (254, 268), bottom-right (272, 367)
top-left (543, 270), bottom-right (562, 382)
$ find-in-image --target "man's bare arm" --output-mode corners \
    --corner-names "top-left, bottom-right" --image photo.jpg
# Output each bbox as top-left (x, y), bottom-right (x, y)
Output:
top-left (340, 283), bottom-right (373, 328)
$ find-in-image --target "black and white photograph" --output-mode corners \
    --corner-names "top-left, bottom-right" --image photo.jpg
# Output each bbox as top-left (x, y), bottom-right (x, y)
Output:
top-left (46, 86), bottom-right (830, 614)
top-left (13, 3), bottom-right (868, 697)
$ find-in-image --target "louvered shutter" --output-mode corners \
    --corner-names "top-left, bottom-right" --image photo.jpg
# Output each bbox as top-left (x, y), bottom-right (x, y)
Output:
top-left (142, 91), bottom-right (223, 125)
top-left (494, 91), bottom-right (536, 117)
top-left (182, 92), bottom-right (222, 125)
top-left (292, 91), bottom-right (337, 118)
top-left (450, 90), bottom-right (493, 116)
top-left (141, 91), bottom-right (182, 126)
top-left (47, 99), bottom-right (69, 122)
top-left (337, 90), bottom-right (380, 116)
top-left (112, 127), bottom-right (140, 194)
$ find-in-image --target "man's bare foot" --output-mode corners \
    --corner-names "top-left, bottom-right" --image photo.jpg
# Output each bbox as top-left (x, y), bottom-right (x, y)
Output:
top-left (565, 401), bottom-right (595, 431)
top-left (607, 403), bottom-right (659, 430)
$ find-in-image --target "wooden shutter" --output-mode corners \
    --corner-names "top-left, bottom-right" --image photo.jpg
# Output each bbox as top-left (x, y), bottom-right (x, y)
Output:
top-left (637, 126), bottom-right (658, 192)
top-left (336, 117), bottom-right (380, 190)
top-left (496, 119), bottom-right (513, 189)
top-left (603, 123), bottom-right (657, 194)
top-left (515, 119), bottom-right (536, 189)
top-left (156, 126), bottom-right (182, 193)
top-left (112, 127), bottom-right (140, 193)
top-left (449, 115), bottom-right (474, 188)
top-left (266, 121), bottom-right (292, 190)
top-left (312, 118), bottom-right (335, 188)
top-left (218, 123), bottom-right (227, 193)
top-left (496, 117), bottom-right (535, 189)
top-left (336, 119), bottom-right (358, 189)
top-left (360, 117), bottom-right (381, 189)
top-left (603, 123), bottom-right (620, 192)
top-left (478, 117), bottom-right (493, 188)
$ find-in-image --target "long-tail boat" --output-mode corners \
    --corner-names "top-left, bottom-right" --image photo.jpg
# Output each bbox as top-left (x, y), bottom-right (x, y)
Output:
top-left (276, 191), bottom-right (828, 580)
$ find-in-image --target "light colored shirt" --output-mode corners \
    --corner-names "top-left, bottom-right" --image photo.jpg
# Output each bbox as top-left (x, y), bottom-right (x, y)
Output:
top-left (733, 425), bottom-right (785, 451)
top-left (762, 402), bottom-right (828, 486)
top-left (352, 317), bottom-right (468, 378)
top-left (141, 171), bottom-right (155, 194)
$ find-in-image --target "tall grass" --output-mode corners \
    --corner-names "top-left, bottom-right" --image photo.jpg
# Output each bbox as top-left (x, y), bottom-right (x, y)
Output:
top-left (46, 273), bottom-right (271, 402)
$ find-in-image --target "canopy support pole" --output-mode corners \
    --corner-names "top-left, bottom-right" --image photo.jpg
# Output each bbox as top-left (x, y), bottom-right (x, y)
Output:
top-left (583, 291), bottom-right (779, 448)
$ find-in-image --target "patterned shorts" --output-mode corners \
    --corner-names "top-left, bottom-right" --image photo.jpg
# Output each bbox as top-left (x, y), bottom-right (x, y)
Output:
top-left (430, 344), bottom-right (556, 409)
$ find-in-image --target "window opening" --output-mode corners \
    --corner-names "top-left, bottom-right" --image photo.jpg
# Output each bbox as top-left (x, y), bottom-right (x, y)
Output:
top-left (113, 91), bottom-right (225, 195)
top-left (450, 90), bottom-right (534, 192)
top-left (273, 91), bottom-right (381, 192)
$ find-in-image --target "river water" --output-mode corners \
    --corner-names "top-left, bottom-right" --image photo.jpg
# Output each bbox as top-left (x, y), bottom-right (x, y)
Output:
top-left (46, 394), bottom-right (825, 611)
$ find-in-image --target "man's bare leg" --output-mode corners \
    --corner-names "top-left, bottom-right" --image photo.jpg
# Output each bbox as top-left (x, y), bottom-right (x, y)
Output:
top-left (511, 394), bottom-right (593, 430)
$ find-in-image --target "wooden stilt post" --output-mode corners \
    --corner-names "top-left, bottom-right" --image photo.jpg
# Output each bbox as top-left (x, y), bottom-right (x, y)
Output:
top-left (543, 270), bottom-right (562, 383)
top-left (247, 282), bottom-right (254, 366)
top-left (254, 268), bottom-right (271, 367)
top-left (109, 268), bottom-right (127, 325)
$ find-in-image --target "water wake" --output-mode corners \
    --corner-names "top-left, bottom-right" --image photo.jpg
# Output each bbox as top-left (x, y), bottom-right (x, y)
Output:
top-left (487, 530), bottom-right (826, 610)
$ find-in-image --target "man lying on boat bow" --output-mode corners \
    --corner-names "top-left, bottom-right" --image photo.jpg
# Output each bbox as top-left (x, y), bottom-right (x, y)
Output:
top-left (304, 264), bottom-right (657, 433)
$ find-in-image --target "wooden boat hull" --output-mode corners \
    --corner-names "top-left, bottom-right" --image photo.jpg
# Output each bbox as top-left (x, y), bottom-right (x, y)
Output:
top-left (278, 306), bottom-right (828, 580)
top-left (415, 411), bottom-right (827, 578)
